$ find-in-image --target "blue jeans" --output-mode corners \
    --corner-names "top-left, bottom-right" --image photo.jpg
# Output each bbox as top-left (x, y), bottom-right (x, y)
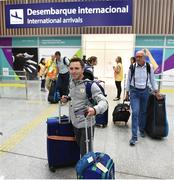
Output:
top-left (130, 86), bottom-right (149, 139)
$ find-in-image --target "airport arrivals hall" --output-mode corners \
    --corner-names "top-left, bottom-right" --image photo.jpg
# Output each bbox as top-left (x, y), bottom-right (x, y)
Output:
top-left (0, 0), bottom-right (174, 179)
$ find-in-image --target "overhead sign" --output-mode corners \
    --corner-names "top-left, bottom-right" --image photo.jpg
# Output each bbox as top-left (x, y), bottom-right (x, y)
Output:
top-left (166, 36), bottom-right (174, 47)
top-left (5, 0), bottom-right (132, 28)
top-left (135, 36), bottom-right (165, 47)
top-left (12, 37), bottom-right (38, 47)
top-left (39, 36), bottom-right (81, 47)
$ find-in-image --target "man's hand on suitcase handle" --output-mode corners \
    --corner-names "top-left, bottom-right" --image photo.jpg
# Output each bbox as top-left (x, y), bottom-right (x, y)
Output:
top-left (86, 107), bottom-right (96, 117)
top-left (61, 95), bottom-right (71, 103)
top-left (154, 91), bottom-right (162, 100)
top-left (74, 106), bottom-right (95, 117)
top-left (124, 91), bottom-right (129, 101)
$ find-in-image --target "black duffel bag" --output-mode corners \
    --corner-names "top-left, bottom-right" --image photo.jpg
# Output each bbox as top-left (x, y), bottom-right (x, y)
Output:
top-left (112, 101), bottom-right (130, 125)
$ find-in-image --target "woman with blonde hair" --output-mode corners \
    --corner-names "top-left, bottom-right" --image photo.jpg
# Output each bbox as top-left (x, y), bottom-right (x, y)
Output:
top-left (113, 56), bottom-right (123, 101)
top-left (38, 58), bottom-right (47, 91)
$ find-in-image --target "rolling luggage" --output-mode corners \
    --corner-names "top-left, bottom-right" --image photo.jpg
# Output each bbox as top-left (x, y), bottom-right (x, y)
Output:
top-left (76, 114), bottom-right (115, 179)
top-left (47, 102), bottom-right (80, 172)
top-left (48, 80), bottom-right (59, 103)
top-left (112, 101), bottom-right (130, 125)
top-left (145, 94), bottom-right (169, 138)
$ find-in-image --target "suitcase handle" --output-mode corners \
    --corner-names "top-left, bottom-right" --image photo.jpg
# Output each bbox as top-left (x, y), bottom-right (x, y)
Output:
top-left (58, 101), bottom-right (70, 124)
top-left (84, 112), bottom-right (94, 154)
top-left (121, 101), bottom-right (130, 111)
top-left (123, 99), bottom-right (130, 105)
top-left (73, 106), bottom-right (93, 152)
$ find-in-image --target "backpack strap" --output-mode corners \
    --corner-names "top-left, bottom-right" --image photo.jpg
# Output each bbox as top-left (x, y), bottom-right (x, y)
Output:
top-left (146, 62), bottom-right (151, 74)
top-left (130, 62), bottom-right (151, 88)
top-left (84, 81), bottom-right (93, 104)
top-left (145, 62), bottom-right (151, 87)
top-left (63, 57), bottom-right (69, 66)
top-left (130, 63), bottom-right (136, 87)
top-left (85, 80), bottom-right (107, 103)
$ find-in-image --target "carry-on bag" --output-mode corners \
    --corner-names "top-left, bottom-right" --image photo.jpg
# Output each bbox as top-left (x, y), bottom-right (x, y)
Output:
top-left (95, 109), bottom-right (108, 128)
top-left (112, 100), bottom-right (130, 125)
top-left (47, 102), bottom-right (80, 172)
top-left (95, 80), bottom-right (108, 127)
top-left (76, 113), bottom-right (115, 179)
top-left (145, 94), bottom-right (169, 138)
top-left (48, 80), bottom-right (59, 103)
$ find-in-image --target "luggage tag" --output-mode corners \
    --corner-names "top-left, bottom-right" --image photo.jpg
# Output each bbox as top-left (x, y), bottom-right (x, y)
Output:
top-left (87, 156), bottom-right (94, 163)
top-left (96, 162), bottom-right (108, 173)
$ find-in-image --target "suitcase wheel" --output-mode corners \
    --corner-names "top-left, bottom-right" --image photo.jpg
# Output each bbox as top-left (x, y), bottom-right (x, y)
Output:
top-left (49, 166), bottom-right (56, 172)
top-left (95, 124), bottom-right (107, 128)
top-left (102, 124), bottom-right (107, 128)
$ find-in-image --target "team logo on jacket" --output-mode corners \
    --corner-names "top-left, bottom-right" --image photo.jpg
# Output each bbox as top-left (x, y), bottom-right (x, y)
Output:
top-left (80, 88), bottom-right (85, 93)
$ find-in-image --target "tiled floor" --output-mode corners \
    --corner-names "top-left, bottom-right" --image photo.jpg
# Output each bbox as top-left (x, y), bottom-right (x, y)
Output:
top-left (0, 80), bottom-right (173, 179)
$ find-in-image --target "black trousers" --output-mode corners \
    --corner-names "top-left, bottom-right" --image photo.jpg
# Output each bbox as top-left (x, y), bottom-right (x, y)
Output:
top-left (74, 126), bottom-right (94, 157)
top-left (41, 79), bottom-right (45, 89)
top-left (115, 81), bottom-right (122, 98)
top-left (56, 72), bottom-right (70, 97)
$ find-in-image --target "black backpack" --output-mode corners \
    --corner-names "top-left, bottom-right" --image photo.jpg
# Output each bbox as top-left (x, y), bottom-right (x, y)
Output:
top-left (130, 62), bottom-right (151, 87)
top-left (84, 80), bottom-right (107, 113)
top-left (83, 64), bottom-right (94, 80)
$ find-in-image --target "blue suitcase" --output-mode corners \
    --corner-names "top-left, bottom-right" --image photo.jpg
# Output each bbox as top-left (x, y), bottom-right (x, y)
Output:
top-left (95, 109), bottom-right (108, 127)
top-left (47, 114), bottom-right (80, 172)
top-left (76, 152), bottom-right (115, 179)
top-left (76, 113), bottom-right (115, 179)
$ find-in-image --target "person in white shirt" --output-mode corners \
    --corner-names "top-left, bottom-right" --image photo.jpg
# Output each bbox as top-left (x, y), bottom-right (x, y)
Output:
top-left (55, 51), bottom-right (70, 97)
top-left (125, 50), bottom-right (160, 146)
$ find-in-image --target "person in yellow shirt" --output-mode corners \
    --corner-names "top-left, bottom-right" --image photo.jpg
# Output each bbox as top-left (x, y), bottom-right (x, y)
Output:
top-left (45, 55), bottom-right (58, 91)
top-left (113, 56), bottom-right (123, 101)
top-left (38, 58), bottom-right (47, 91)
